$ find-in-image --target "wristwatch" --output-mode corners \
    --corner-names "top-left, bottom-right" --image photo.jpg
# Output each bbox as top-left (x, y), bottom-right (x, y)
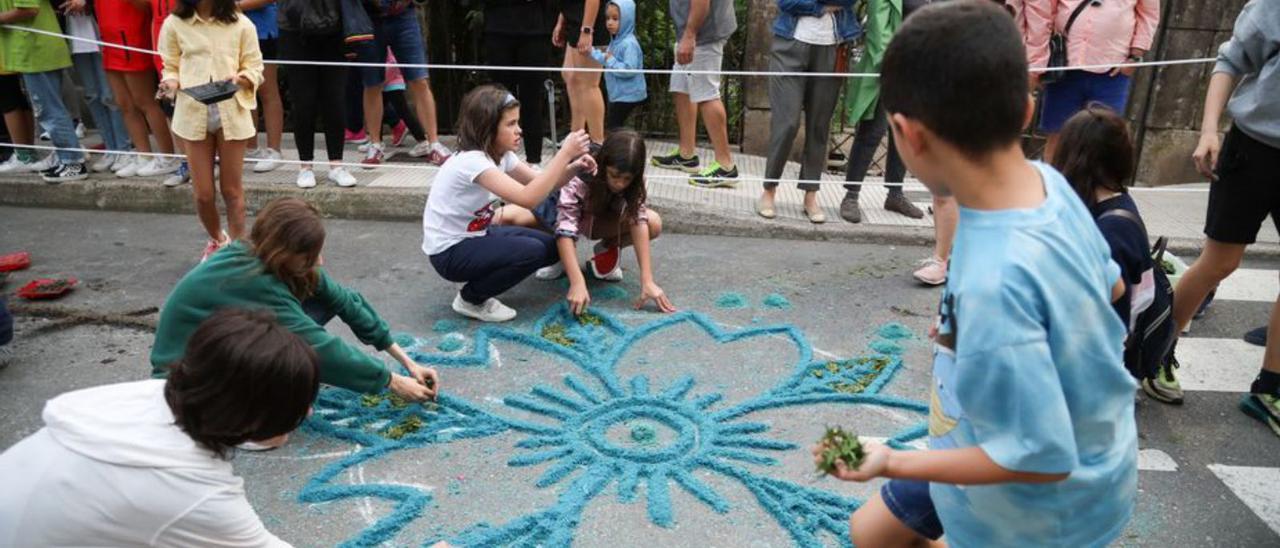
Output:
top-left (1126, 54), bottom-right (1144, 63)
top-left (581, 26), bottom-right (593, 36)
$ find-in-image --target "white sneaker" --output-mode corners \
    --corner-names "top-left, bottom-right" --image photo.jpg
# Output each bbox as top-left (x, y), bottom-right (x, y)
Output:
top-left (295, 169), bottom-right (316, 189)
top-left (116, 156), bottom-right (145, 178)
top-left (408, 140), bottom-right (432, 158)
top-left (253, 148), bottom-right (283, 173)
top-left (138, 156), bottom-right (180, 177)
top-left (452, 292), bottom-right (517, 323)
top-left (245, 148), bottom-right (267, 161)
top-left (0, 155), bottom-right (31, 173)
top-left (327, 166), bottom-right (356, 187)
top-left (535, 263), bottom-right (565, 280)
top-left (27, 154), bottom-right (56, 173)
top-left (91, 152), bottom-right (118, 173)
top-left (110, 153), bottom-right (134, 173)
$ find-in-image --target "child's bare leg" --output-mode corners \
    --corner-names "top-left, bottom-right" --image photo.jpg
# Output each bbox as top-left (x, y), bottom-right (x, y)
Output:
top-left (850, 493), bottom-right (945, 548)
top-left (185, 137), bottom-right (222, 241)
top-left (216, 134), bottom-right (248, 239)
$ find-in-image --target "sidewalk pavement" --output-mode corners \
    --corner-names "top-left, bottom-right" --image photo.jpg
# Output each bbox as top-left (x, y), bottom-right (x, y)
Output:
top-left (2, 131), bottom-right (1273, 258)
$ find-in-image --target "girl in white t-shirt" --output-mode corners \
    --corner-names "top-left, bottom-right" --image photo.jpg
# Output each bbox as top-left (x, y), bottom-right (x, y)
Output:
top-left (423, 85), bottom-right (596, 322)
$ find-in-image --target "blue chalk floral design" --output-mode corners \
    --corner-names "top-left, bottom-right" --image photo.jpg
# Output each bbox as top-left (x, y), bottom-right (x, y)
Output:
top-left (301, 304), bottom-right (928, 547)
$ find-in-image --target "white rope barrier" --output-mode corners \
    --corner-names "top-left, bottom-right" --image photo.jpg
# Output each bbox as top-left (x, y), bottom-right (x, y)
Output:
top-left (3, 25), bottom-right (1218, 79)
top-left (1, 143), bottom-right (1213, 192)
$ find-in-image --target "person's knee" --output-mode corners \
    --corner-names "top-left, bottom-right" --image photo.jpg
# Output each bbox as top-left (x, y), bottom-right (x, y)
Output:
top-left (647, 212), bottom-right (662, 240)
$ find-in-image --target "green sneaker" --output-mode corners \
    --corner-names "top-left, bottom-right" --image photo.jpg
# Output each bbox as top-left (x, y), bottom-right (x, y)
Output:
top-left (1240, 393), bottom-right (1280, 437)
top-left (689, 161), bottom-right (739, 188)
top-left (1142, 354), bottom-right (1184, 405)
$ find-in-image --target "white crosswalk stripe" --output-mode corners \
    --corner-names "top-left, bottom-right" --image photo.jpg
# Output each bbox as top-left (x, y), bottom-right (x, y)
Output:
top-left (1169, 265), bottom-right (1278, 536)
top-left (1208, 465), bottom-right (1280, 537)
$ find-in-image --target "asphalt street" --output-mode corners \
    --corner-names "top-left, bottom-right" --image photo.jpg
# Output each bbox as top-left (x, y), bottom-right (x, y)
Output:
top-left (1, 206), bottom-right (1276, 547)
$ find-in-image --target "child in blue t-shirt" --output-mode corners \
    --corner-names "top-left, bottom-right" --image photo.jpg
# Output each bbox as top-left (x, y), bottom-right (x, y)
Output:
top-left (811, 2), bottom-right (1138, 546)
top-left (590, 0), bottom-right (646, 130)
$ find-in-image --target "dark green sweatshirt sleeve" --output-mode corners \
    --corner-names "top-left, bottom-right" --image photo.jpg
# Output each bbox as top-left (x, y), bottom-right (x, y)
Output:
top-left (278, 301), bottom-right (391, 394)
top-left (313, 269), bottom-right (394, 351)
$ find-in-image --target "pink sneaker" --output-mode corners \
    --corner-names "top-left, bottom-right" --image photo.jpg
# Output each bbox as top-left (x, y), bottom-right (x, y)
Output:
top-left (390, 121), bottom-right (409, 147)
top-left (344, 129), bottom-right (369, 145)
top-left (200, 232), bottom-right (230, 263)
top-left (912, 256), bottom-right (948, 286)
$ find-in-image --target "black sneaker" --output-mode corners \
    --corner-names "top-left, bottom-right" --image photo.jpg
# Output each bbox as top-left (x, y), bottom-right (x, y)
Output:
top-left (651, 151), bottom-right (700, 172)
top-left (689, 162), bottom-right (739, 188)
top-left (41, 162), bottom-right (88, 184)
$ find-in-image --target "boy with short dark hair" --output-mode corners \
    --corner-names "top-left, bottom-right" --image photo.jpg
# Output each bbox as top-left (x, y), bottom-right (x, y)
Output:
top-left (812, 1), bottom-right (1138, 546)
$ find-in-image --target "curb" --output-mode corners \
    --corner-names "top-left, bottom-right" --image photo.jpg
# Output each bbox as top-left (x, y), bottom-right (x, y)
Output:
top-left (3, 174), bottom-right (1278, 260)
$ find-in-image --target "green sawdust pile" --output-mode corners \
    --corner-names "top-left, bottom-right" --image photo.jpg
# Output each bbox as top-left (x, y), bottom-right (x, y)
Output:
top-left (810, 356), bottom-right (893, 394)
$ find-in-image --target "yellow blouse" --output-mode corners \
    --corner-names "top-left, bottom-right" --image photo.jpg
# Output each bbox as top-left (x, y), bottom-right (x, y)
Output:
top-left (157, 13), bottom-right (264, 141)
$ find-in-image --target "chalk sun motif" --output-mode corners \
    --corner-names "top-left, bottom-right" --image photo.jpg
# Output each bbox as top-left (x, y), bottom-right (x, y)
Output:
top-left (300, 304), bottom-right (928, 547)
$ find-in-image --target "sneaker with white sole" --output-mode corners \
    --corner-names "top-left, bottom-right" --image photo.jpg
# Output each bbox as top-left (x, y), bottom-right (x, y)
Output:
top-left (41, 162), bottom-right (89, 184)
top-left (427, 142), bottom-right (452, 166)
top-left (138, 156), bottom-right (180, 177)
top-left (110, 153), bottom-right (135, 173)
top-left (912, 256), bottom-right (948, 286)
top-left (0, 154), bottom-right (37, 173)
top-left (253, 148), bottom-right (284, 173)
top-left (91, 152), bottom-right (119, 173)
top-left (588, 246), bottom-right (623, 282)
top-left (163, 161), bottom-right (191, 187)
top-left (535, 263), bottom-right (566, 280)
top-left (327, 166), bottom-right (356, 187)
top-left (26, 154), bottom-right (56, 173)
top-left (408, 140), bottom-right (432, 158)
top-left (362, 143), bottom-right (385, 168)
top-left (296, 169), bottom-right (317, 189)
top-left (452, 292), bottom-right (517, 322)
top-left (116, 156), bottom-right (145, 177)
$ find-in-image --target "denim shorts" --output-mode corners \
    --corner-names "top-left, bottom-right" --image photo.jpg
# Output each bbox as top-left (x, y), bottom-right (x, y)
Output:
top-left (881, 479), bottom-right (944, 540)
top-left (360, 10), bottom-right (429, 88)
top-left (1038, 69), bottom-right (1132, 133)
top-left (531, 191), bottom-right (560, 233)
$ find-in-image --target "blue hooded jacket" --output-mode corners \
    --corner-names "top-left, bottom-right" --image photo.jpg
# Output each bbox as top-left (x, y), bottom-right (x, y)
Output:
top-left (590, 0), bottom-right (647, 104)
top-left (773, 0), bottom-right (860, 43)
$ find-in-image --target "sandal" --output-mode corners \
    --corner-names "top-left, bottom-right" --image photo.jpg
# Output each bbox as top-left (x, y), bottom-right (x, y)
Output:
top-left (756, 197), bottom-right (776, 219)
top-left (0, 252), bottom-right (31, 272)
top-left (17, 277), bottom-right (78, 300)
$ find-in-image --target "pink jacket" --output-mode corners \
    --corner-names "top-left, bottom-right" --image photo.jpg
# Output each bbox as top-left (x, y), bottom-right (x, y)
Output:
top-left (554, 177), bottom-right (648, 241)
top-left (1013, 0), bottom-right (1160, 72)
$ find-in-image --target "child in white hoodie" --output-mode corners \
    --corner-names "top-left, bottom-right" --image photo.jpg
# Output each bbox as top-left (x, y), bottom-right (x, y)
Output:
top-left (0, 309), bottom-right (317, 547)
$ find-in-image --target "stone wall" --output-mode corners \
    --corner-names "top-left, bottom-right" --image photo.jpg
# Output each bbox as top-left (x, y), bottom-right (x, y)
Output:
top-left (1130, 0), bottom-right (1248, 185)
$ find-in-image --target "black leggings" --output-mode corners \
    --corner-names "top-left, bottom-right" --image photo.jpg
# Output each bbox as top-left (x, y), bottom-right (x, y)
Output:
top-left (0, 74), bottom-right (30, 114)
top-left (281, 31), bottom-right (346, 163)
top-left (383, 89), bottom-right (426, 142)
top-left (485, 32), bottom-right (551, 163)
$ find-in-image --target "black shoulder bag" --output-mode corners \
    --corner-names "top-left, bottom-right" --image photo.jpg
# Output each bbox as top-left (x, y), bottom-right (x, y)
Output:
top-left (1043, 0), bottom-right (1096, 84)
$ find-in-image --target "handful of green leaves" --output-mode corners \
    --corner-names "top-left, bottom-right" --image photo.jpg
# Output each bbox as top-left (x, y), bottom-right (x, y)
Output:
top-left (815, 426), bottom-right (865, 476)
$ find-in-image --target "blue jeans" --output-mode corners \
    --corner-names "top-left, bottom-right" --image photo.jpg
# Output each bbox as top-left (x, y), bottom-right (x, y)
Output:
top-left (22, 70), bottom-right (84, 163)
top-left (360, 9), bottom-right (429, 88)
top-left (72, 53), bottom-right (130, 153)
top-left (428, 226), bottom-right (558, 305)
top-left (1038, 70), bottom-right (1132, 133)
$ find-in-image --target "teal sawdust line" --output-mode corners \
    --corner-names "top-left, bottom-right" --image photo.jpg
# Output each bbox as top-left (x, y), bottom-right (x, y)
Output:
top-left (299, 305), bottom-right (929, 547)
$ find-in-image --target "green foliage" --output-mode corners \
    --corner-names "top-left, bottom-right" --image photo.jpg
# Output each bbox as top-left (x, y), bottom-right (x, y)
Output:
top-left (815, 426), bottom-right (865, 476)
